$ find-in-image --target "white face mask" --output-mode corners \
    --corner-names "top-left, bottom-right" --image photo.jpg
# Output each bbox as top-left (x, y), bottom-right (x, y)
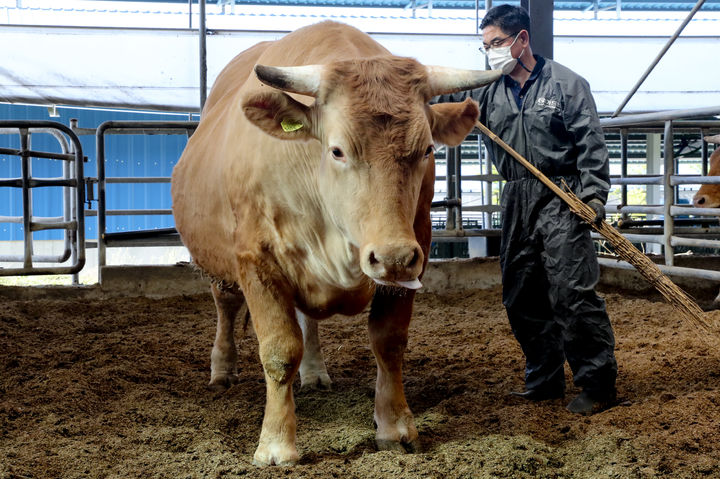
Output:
top-left (485, 32), bottom-right (523, 75)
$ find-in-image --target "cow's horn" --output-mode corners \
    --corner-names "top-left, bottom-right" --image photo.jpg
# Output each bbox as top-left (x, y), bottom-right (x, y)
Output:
top-left (705, 134), bottom-right (720, 145)
top-left (426, 66), bottom-right (502, 96)
top-left (254, 64), bottom-right (322, 97)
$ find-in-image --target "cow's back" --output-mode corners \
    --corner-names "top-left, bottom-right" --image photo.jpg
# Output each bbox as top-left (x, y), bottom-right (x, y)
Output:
top-left (202, 40), bottom-right (272, 116)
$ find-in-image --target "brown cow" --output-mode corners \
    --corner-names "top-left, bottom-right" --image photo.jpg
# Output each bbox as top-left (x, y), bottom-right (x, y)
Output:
top-left (693, 134), bottom-right (720, 208)
top-left (171, 20), bottom-right (500, 466)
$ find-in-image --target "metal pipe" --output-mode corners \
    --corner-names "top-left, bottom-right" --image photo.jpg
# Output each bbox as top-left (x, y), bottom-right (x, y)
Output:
top-left (0, 147), bottom-right (75, 161)
top-left (92, 120), bottom-right (197, 284)
top-left (0, 265), bottom-right (86, 277)
top-left (672, 205), bottom-right (720, 216)
top-left (461, 205), bottom-right (503, 213)
top-left (663, 120), bottom-right (675, 266)
top-left (620, 129), bottom-right (628, 220)
top-left (105, 209), bottom-right (174, 216)
top-left (702, 130), bottom-right (709, 176)
top-left (618, 205), bottom-right (665, 215)
top-left (97, 122), bottom-right (108, 273)
top-left (432, 229), bottom-right (502, 238)
top-left (602, 106), bottom-right (720, 128)
top-left (454, 146), bottom-right (463, 230)
top-left (54, 127), bottom-right (75, 280)
top-left (670, 176), bottom-right (720, 185)
top-left (611, 0), bottom-right (708, 118)
top-left (188, 0), bottom-right (193, 29)
top-left (445, 146), bottom-right (456, 230)
top-left (20, 129), bottom-right (32, 269)
top-left (482, 136), bottom-right (493, 229)
top-left (0, 254), bottom-right (77, 263)
top-left (610, 176), bottom-right (663, 185)
top-left (106, 177), bottom-right (172, 184)
top-left (0, 178), bottom-right (78, 188)
top-left (598, 257), bottom-right (720, 282)
top-left (609, 233), bottom-right (664, 244)
top-left (0, 215), bottom-right (75, 224)
top-left (0, 121), bottom-right (86, 275)
top-left (199, 0), bottom-right (207, 114)
top-left (612, 227), bottom-right (720, 236)
top-left (671, 236), bottom-right (720, 249)
top-left (30, 221), bottom-right (78, 232)
top-left (452, 173), bottom-right (504, 182)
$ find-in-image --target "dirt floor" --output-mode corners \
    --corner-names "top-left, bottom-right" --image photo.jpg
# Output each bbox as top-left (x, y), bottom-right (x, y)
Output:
top-left (2, 284), bottom-right (720, 479)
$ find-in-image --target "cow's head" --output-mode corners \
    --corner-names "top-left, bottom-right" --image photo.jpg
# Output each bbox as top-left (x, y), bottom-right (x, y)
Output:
top-left (242, 57), bottom-right (500, 288)
top-left (694, 134), bottom-right (720, 209)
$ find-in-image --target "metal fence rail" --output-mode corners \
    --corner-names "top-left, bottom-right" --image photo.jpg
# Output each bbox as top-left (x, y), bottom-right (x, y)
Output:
top-left (94, 120), bottom-right (198, 281)
top-left (0, 121), bottom-right (85, 277)
top-left (3, 107), bottom-right (720, 285)
top-left (434, 106), bottom-right (720, 280)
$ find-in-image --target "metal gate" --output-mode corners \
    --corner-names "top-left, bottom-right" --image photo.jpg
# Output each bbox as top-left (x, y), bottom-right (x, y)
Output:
top-left (0, 121), bottom-right (85, 277)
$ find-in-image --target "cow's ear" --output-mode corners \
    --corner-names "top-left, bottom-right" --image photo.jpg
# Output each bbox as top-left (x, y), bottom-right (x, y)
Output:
top-left (428, 98), bottom-right (479, 147)
top-left (242, 90), bottom-right (316, 141)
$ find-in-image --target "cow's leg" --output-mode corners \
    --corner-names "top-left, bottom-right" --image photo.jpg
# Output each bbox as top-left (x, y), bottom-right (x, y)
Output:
top-left (239, 261), bottom-right (302, 466)
top-left (297, 310), bottom-right (331, 390)
top-left (209, 282), bottom-right (246, 391)
top-left (368, 289), bottom-right (419, 453)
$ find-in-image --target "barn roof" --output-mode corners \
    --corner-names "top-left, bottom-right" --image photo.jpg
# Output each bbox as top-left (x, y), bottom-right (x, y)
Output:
top-left (100, 0), bottom-right (720, 12)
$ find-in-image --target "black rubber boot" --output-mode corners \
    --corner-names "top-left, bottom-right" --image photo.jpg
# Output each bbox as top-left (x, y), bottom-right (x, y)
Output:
top-left (510, 388), bottom-right (565, 401)
top-left (566, 390), bottom-right (616, 415)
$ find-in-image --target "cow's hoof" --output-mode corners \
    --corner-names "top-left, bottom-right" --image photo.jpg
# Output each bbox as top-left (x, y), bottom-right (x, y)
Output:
top-left (208, 373), bottom-right (239, 392)
top-left (376, 438), bottom-right (421, 454)
top-left (252, 448), bottom-right (299, 467)
top-left (252, 458), bottom-right (297, 467)
top-left (300, 372), bottom-right (332, 391)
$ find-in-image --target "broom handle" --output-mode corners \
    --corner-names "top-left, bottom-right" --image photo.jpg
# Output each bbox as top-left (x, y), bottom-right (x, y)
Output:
top-left (474, 120), bottom-right (596, 219)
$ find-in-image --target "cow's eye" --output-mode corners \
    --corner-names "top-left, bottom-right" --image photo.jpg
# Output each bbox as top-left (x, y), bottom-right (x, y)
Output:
top-left (424, 145), bottom-right (435, 158)
top-left (331, 147), bottom-right (346, 162)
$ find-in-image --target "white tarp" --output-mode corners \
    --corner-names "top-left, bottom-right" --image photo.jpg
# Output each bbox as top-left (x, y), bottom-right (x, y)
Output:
top-left (1, 24), bottom-right (719, 114)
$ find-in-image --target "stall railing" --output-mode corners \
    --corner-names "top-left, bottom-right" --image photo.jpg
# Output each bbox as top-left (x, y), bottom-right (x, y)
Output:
top-left (0, 121), bottom-right (85, 279)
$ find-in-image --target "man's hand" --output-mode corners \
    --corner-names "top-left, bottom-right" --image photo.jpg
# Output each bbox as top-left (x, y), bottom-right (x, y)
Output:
top-left (586, 198), bottom-right (606, 225)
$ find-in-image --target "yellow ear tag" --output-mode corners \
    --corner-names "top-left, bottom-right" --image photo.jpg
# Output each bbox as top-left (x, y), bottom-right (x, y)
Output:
top-left (281, 118), bottom-right (304, 132)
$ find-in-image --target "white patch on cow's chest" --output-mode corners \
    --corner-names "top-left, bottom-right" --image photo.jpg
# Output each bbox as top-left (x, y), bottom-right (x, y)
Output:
top-left (280, 218), bottom-right (365, 291)
top-left (308, 226), bottom-right (365, 290)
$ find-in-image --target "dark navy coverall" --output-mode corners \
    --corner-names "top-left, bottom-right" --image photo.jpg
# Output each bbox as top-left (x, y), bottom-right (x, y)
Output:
top-left (435, 55), bottom-right (617, 398)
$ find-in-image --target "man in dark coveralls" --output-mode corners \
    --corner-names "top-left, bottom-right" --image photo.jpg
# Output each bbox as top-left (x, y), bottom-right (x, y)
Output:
top-left (435, 4), bottom-right (618, 415)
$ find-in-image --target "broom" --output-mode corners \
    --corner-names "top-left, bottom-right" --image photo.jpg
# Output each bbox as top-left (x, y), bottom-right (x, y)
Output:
top-left (475, 119), bottom-right (720, 337)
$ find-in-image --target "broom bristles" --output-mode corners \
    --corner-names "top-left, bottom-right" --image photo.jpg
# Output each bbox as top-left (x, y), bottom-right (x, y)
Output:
top-left (562, 181), bottom-right (720, 338)
top-left (475, 119), bottom-right (720, 341)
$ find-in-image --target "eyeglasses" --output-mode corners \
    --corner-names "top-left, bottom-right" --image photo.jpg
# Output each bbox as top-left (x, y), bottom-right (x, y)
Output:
top-left (479, 31), bottom-right (520, 55)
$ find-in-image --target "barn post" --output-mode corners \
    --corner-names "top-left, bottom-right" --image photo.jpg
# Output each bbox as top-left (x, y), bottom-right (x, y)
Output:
top-left (663, 120), bottom-right (675, 266)
top-left (199, 0), bottom-right (207, 114)
top-left (445, 146), bottom-right (457, 231)
top-left (521, 0), bottom-right (554, 59)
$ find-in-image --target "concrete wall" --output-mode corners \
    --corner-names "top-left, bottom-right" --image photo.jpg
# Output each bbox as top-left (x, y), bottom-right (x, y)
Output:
top-left (3, 257), bottom-right (719, 312)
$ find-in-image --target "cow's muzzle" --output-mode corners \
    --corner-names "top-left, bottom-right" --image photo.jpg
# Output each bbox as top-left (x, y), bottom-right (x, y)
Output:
top-left (360, 241), bottom-right (424, 290)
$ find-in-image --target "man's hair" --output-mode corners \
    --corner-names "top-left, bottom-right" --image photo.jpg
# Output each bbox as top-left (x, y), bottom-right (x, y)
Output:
top-left (480, 4), bottom-right (531, 37)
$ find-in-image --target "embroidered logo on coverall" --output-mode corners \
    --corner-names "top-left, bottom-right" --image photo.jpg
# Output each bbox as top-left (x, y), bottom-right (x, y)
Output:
top-left (536, 97), bottom-right (561, 111)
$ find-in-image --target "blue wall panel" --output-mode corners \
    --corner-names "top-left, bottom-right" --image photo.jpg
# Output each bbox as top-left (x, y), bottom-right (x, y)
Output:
top-left (0, 104), bottom-right (194, 241)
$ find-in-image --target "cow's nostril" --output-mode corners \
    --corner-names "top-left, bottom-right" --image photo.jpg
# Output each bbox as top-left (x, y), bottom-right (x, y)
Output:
top-left (368, 251), bottom-right (379, 265)
top-left (697, 196), bottom-right (706, 205)
top-left (406, 248), bottom-right (420, 269)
